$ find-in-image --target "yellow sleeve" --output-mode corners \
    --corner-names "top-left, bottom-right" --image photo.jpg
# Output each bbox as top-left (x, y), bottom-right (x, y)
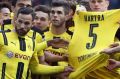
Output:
top-left (35, 41), bottom-right (48, 52)
top-left (29, 52), bottom-right (65, 75)
top-left (35, 41), bottom-right (47, 56)
top-left (35, 33), bottom-right (42, 43)
top-left (37, 50), bottom-right (44, 56)
top-left (58, 61), bottom-right (68, 66)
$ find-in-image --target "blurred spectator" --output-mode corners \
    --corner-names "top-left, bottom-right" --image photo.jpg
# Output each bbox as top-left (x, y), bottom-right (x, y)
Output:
top-left (32, 5), bottom-right (50, 35)
top-left (77, 0), bottom-right (91, 11)
top-left (0, 2), bottom-right (12, 25)
top-left (0, 2), bottom-right (11, 19)
top-left (0, 7), bottom-right (11, 20)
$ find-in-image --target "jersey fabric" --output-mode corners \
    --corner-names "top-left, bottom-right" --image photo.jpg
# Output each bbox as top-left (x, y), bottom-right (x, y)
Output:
top-left (0, 30), bottom-right (65, 79)
top-left (41, 29), bottom-right (73, 79)
top-left (44, 29), bottom-right (73, 56)
top-left (43, 29), bottom-right (73, 68)
top-left (68, 9), bottom-right (120, 79)
top-left (0, 23), bottom-right (42, 44)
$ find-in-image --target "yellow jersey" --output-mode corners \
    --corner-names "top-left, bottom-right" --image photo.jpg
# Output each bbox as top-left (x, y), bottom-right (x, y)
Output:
top-left (0, 30), bottom-right (65, 79)
top-left (68, 9), bottom-right (120, 79)
top-left (44, 29), bottom-right (73, 56)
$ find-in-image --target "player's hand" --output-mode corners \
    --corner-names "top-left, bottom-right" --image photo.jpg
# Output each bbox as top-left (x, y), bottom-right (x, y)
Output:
top-left (47, 38), bottom-right (69, 49)
top-left (109, 43), bottom-right (119, 48)
top-left (106, 59), bottom-right (120, 70)
top-left (101, 43), bottom-right (120, 54)
top-left (55, 72), bottom-right (70, 79)
top-left (52, 66), bottom-right (74, 79)
top-left (56, 66), bottom-right (74, 79)
top-left (62, 54), bottom-right (68, 61)
top-left (101, 48), bottom-right (114, 54)
top-left (64, 66), bottom-right (74, 72)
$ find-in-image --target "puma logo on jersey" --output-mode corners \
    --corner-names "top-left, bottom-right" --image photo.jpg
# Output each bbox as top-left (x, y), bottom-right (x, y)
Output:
top-left (11, 42), bottom-right (16, 46)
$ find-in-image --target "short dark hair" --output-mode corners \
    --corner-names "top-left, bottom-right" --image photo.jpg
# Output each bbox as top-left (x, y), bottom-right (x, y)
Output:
top-left (51, 0), bottom-right (70, 15)
top-left (11, 0), bottom-right (32, 7)
top-left (0, 2), bottom-right (12, 12)
top-left (17, 7), bottom-right (35, 21)
top-left (34, 5), bottom-right (50, 15)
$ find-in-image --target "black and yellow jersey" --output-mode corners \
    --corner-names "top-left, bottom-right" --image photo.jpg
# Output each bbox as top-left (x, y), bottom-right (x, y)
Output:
top-left (0, 30), bottom-right (65, 79)
top-left (44, 29), bottom-right (73, 56)
top-left (31, 26), bottom-right (49, 41)
top-left (68, 9), bottom-right (120, 79)
top-left (39, 28), bottom-right (73, 79)
top-left (0, 30), bottom-right (36, 79)
top-left (0, 22), bottom-right (42, 44)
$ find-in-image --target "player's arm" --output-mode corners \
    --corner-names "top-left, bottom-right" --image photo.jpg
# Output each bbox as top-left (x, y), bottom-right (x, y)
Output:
top-left (29, 49), bottom-right (65, 75)
top-left (29, 53), bottom-right (73, 75)
top-left (30, 38), bottom-right (72, 74)
top-left (29, 54), bottom-right (66, 75)
top-left (44, 50), bottom-right (68, 63)
top-left (36, 38), bottom-right (69, 53)
top-left (36, 38), bottom-right (69, 63)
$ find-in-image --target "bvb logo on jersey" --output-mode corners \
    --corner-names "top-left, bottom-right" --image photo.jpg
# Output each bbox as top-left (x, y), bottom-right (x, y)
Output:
top-left (6, 51), bottom-right (14, 58)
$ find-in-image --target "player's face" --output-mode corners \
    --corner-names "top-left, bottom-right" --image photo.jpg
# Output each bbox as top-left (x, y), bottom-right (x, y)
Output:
top-left (15, 13), bottom-right (33, 36)
top-left (1, 8), bottom-right (11, 20)
top-left (89, 0), bottom-right (109, 12)
top-left (33, 11), bottom-right (49, 30)
top-left (14, 0), bottom-right (32, 14)
top-left (50, 7), bottom-right (66, 27)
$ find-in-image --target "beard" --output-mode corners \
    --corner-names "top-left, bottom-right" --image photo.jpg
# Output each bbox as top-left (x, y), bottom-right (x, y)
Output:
top-left (15, 27), bottom-right (29, 36)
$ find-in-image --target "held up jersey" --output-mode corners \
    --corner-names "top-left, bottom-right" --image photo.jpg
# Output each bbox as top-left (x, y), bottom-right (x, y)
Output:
top-left (68, 9), bottom-right (120, 79)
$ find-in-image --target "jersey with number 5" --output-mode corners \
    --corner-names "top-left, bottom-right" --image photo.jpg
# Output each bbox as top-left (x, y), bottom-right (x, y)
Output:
top-left (68, 9), bottom-right (120, 79)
